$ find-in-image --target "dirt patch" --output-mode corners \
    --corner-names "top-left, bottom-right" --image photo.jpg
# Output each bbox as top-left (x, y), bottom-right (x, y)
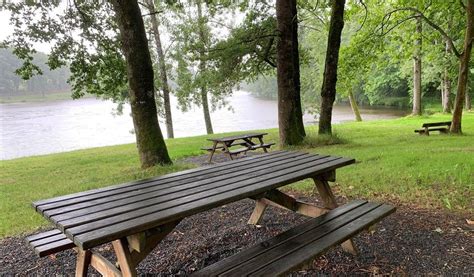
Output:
top-left (1, 153), bottom-right (472, 275)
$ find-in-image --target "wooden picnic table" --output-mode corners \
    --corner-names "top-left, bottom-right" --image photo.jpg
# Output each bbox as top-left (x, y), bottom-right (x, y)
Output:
top-left (414, 121), bottom-right (451, 135)
top-left (203, 132), bottom-right (275, 163)
top-left (31, 151), bottom-right (357, 276)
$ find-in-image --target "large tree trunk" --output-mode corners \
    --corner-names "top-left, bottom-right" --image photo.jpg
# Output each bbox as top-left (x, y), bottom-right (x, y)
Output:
top-left (197, 0), bottom-right (213, 134)
top-left (412, 17), bottom-right (422, 116)
top-left (110, 0), bottom-right (172, 167)
top-left (451, 0), bottom-right (474, 134)
top-left (276, 0), bottom-right (306, 145)
top-left (348, 90), bottom-right (362, 121)
top-left (146, 0), bottom-right (174, 139)
top-left (318, 0), bottom-right (346, 135)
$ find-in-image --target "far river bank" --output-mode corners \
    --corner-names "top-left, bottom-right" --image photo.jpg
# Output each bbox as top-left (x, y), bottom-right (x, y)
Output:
top-left (0, 91), bottom-right (408, 160)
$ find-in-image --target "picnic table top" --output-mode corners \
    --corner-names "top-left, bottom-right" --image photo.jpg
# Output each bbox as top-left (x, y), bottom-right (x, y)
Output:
top-left (421, 121), bottom-right (451, 128)
top-left (32, 150), bottom-right (355, 250)
top-left (206, 132), bottom-right (268, 142)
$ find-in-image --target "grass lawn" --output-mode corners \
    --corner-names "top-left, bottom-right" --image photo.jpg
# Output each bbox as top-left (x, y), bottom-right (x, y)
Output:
top-left (1, 113), bottom-right (473, 238)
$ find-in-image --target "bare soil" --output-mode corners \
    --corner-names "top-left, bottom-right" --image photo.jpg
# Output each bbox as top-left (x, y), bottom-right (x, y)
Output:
top-left (1, 153), bottom-right (472, 276)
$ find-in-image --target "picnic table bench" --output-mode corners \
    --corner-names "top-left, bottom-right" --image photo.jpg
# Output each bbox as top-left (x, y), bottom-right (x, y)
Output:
top-left (27, 151), bottom-right (395, 276)
top-left (415, 121), bottom-right (451, 135)
top-left (202, 132), bottom-right (275, 163)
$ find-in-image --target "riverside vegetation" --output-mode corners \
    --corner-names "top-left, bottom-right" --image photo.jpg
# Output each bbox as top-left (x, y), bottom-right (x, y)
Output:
top-left (1, 113), bottom-right (473, 238)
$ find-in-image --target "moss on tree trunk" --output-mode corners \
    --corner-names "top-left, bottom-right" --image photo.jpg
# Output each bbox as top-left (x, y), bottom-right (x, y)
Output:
top-left (275, 0), bottom-right (306, 146)
top-left (319, 0), bottom-right (346, 135)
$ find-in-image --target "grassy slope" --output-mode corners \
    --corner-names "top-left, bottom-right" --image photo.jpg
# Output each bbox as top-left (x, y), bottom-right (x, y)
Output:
top-left (1, 113), bottom-right (473, 238)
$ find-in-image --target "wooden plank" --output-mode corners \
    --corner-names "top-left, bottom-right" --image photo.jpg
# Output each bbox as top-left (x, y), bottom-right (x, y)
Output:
top-left (71, 157), bottom-right (355, 249)
top-left (90, 251), bottom-right (121, 277)
top-left (34, 238), bottom-right (75, 257)
top-left (421, 121), bottom-right (451, 128)
top-left (29, 233), bottom-right (68, 247)
top-left (64, 155), bottom-right (338, 235)
top-left (75, 249), bottom-right (91, 277)
top-left (249, 143), bottom-right (275, 150)
top-left (26, 229), bottom-right (62, 242)
top-left (48, 153), bottom-right (315, 222)
top-left (247, 199), bottom-right (268, 225)
top-left (249, 205), bottom-right (396, 276)
top-left (112, 238), bottom-right (136, 277)
top-left (207, 133), bottom-right (268, 143)
top-left (38, 151), bottom-right (298, 214)
top-left (217, 202), bottom-right (384, 276)
top-left (33, 150), bottom-right (286, 208)
top-left (192, 200), bottom-right (367, 276)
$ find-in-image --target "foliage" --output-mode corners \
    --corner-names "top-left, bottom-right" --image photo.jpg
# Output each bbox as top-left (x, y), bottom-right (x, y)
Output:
top-left (2, 1), bottom-right (128, 103)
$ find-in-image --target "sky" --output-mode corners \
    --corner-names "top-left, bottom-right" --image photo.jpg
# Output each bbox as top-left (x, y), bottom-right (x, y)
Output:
top-left (0, 9), bottom-right (52, 53)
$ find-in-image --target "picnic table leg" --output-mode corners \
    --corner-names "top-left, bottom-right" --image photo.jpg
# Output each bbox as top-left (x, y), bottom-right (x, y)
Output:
top-left (223, 141), bottom-right (234, 160)
top-left (112, 238), bottom-right (136, 277)
top-left (312, 178), bottom-right (359, 255)
top-left (208, 141), bottom-right (218, 163)
top-left (75, 249), bottom-right (92, 277)
top-left (257, 136), bottom-right (268, 153)
top-left (248, 199), bottom-right (268, 224)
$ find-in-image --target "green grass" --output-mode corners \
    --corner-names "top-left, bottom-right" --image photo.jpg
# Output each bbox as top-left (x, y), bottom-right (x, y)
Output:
top-left (1, 113), bottom-right (473, 238)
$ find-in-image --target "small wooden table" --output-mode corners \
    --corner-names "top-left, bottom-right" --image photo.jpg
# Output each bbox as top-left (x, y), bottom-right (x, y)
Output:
top-left (32, 151), bottom-right (355, 276)
top-left (203, 132), bottom-right (274, 163)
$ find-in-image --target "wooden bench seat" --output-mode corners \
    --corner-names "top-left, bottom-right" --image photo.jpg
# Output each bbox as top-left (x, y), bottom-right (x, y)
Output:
top-left (227, 143), bottom-right (276, 156)
top-left (193, 200), bottom-right (395, 277)
top-left (201, 142), bottom-right (248, 151)
top-left (26, 229), bottom-right (75, 257)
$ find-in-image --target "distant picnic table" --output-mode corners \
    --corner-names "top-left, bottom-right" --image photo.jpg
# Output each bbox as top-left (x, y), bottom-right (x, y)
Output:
top-left (202, 132), bottom-right (275, 163)
top-left (27, 151), bottom-right (395, 276)
top-left (414, 121), bottom-right (451, 135)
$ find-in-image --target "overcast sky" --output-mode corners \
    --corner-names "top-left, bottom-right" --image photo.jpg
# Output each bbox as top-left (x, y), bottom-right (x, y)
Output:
top-left (1, 9), bottom-right (53, 53)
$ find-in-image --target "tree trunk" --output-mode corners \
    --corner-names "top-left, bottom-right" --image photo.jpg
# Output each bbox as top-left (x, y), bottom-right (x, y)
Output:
top-left (412, 17), bottom-right (422, 116)
top-left (466, 91), bottom-right (472, 111)
top-left (197, 0), bottom-right (213, 135)
top-left (451, 0), bottom-right (474, 134)
top-left (109, 0), bottom-right (172, 167)
top-left (442, 58), bottom-right (452, 113)
top-left (318, 0), bottom-right (346, 135)
top-left (276, 0), bottom-right (306, 145)
top-left (146, 0), bottom-right (174, 139)
top-left (348, 90), bottom-right (362, 121)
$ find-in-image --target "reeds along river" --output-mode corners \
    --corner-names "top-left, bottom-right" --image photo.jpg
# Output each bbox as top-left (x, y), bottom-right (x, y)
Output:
top-left (0, 91), bottom-right (407, 160)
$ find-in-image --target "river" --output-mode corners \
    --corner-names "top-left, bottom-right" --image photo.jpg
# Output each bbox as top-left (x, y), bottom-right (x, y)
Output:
top-left (0, 91), bottom-right (407, 160)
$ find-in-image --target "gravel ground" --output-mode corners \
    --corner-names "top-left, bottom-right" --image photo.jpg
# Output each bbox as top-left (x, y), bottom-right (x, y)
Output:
top-left (1, 153), bottom-right (472, 276)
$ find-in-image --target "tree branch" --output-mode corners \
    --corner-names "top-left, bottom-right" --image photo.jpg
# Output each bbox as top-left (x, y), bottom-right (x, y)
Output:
top-left (387, 7), bottom-right (461, 57)
top-left (142, 10), bottom-right (163, 17)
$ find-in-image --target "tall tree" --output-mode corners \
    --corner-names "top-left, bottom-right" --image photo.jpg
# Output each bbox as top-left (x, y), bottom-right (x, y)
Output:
top-left (318, 0), bottom-right (346, 135)
top-left (451, 0), bottom-right (474, 133)
top-left (276, 0), bottom-right (306, 145)
top-left (412, 17), bottom-right (422, 115)
top-left (197, 0), bottom-right (213, 134)
top-left (442, 40), bottom-right (453, 113)
top-left (145, 0), bottom-right (174, 139)
top-left (110, 0), bottom-right (171, 167)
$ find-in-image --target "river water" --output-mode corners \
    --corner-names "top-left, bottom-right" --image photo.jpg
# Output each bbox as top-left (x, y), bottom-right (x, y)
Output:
top-left (0, 91), bottom-right (407, 160)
